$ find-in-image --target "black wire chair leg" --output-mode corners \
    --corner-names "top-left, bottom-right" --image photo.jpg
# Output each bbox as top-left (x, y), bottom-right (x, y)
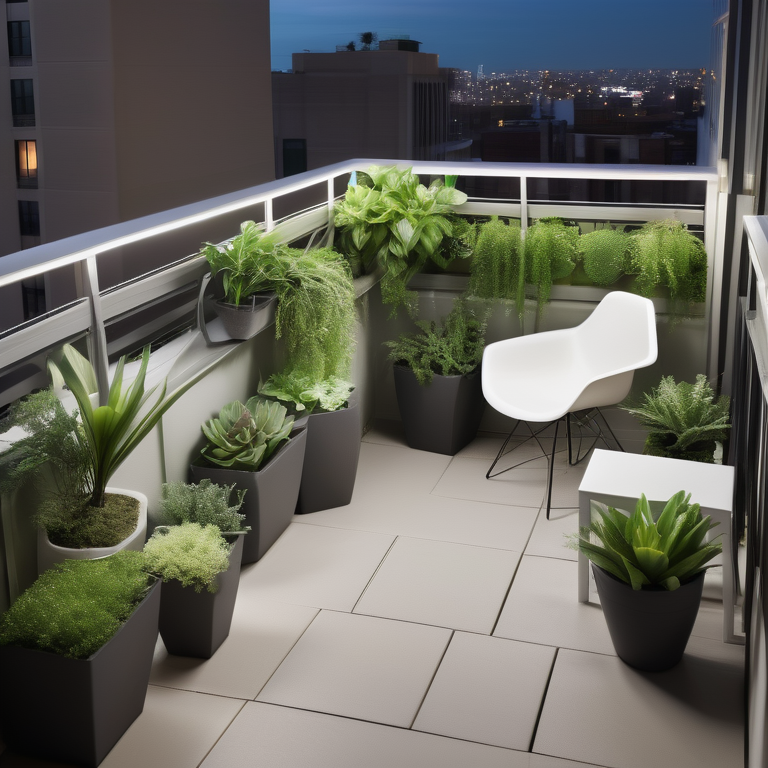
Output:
top-left (486, 420), bottom-right (522, 479)
top-left (594, 407), bottom-right (626, 453)
top-left (545, 418), bottom-right (561, 519)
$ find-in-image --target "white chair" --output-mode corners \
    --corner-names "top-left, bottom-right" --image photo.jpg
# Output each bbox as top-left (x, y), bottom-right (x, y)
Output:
top-left (481, 291), bottom-right (658, 517)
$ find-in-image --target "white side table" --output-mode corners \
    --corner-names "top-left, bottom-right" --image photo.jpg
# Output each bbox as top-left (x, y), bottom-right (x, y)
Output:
top-left (578, 449), bottom-right (741, 644)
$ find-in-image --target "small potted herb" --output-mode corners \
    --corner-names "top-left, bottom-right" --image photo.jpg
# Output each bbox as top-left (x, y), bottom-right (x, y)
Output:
top-left (190, 397), bottom-right (306, 563)
top-left (0, 552), bottom-right (160, 767)
top-left (574, 490), bottom-right (721, 671)
top-left (385, 301), bottom-right (486, 455)
top-left (259, 371), bottom-right (360, 514)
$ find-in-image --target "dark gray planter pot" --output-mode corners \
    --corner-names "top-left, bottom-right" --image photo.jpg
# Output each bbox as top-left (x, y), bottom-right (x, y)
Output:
top-left (158, 535), bottom-right (244, 659)
top-left (213, 292), bottom-right (276, 341)
top-left (190, 427), bottom-right (307, 564)
top-left (393, 365), bottom-right (486, 456)
top-left (593, 564), bottom-right (705, 672)
top-left (0, 580), bottom-right (161, 768)
top-left (295, 389), bottom-right (361, 515)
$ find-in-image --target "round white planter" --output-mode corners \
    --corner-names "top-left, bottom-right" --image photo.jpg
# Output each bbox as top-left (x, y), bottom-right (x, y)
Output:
top-left (36, 488), bottom-right (148, 574)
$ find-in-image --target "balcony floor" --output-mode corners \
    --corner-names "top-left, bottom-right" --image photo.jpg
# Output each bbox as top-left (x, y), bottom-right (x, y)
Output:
top-left (0, 424), bottom-right (745, 768)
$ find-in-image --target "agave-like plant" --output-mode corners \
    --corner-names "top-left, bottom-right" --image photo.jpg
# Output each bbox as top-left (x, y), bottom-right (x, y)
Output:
top-left (576, 491), bottom-right (722, 591)
top-left (200, 397), bottom-right (294, 471)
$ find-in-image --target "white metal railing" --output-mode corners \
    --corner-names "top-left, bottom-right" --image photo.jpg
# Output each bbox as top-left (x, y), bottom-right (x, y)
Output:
top-left (0, 159), bottom-right (720, 407)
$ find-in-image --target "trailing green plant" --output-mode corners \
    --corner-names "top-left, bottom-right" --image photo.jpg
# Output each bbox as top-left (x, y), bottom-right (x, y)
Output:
top-left (574, 490), bottom-right (722, 591)
top-left (258, 370), bottom-right (353, 414)
top-left (524, 217), bottom-right (580, 315)
top-left (143, 522), bottom-right (232, 594)
top-left (0, 551), bottom-right (152, 659)
top-left (621, 374), bottom-right (730, 463)
top-left (333, 165), bottom-right (468, 315)
top-left (200, 397), bottom-right (294, 471)
top-left (158, 479), bottom-right (249, 533)
top-left (385, 301), bottom-right (486, 386)
top-left (579, 226), bottom-right (629, 286)
top-left (468, 217), bottom-right (525, 316)
top-left (201, 220), bottom-right (284, 306)
top-left (627, 219), bottom-right (707, 314)
top-left (440, 215), bottom-right (477, 263)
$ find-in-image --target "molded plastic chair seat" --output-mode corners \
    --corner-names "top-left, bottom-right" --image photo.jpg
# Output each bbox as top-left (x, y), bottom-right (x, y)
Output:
top-left (482, 291), bottom-right (658, 516)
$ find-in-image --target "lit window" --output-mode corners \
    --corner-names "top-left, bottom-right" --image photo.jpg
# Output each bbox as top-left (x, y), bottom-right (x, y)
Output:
top-left (15, 139), bottom-right (37, 188)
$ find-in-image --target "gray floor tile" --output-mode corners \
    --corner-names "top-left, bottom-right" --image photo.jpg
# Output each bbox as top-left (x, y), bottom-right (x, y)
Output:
top-left (237, 523), bottom-right (394, 611)
top-left (201, 702), bottom-right (537, 768)
top-left (534, 648), bottom-right (744, 768)
top-left (256, 611), bottom-right (451, 727)
top-left (150, 599), bottom-right (318, 699)
top-left (494, 555), bottom-right (616, 655)
top-left (524, 507), bottom-right (579, 561)
top-left (355, 536), bottom-right (520, 633)
top-left (413, 632), bottom-right (556, 750)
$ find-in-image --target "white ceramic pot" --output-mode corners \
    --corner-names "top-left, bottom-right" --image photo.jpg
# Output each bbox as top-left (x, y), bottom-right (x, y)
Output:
top-left (36, 488), bottom-right (148, 574)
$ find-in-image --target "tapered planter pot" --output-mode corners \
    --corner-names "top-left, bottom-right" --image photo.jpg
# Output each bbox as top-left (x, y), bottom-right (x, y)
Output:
top-left (158, 535), bottom-right (244, 659)
top-left (295, 389), bottom-right (361, 515)
top-left (37, 488), bottom-right (148, 575)
top-left (393, 365), bottom-right (486, 456)
top-left (190, 428), bottom-right (307, 564)
top-left (213, 293), bottom-right (276, 341)
top-left (593, 564), bottom-right (705, 672)
top-left (0, 579), bottom-right (161, 768)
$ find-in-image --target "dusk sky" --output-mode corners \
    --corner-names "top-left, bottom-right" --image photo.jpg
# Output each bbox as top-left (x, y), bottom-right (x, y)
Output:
top-left (270, 0), bottom-right (712, 73)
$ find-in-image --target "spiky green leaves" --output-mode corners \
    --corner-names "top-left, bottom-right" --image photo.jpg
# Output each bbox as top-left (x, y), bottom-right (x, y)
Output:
top-left (200, 397), bottom-right (294, 471)
top-left (576, 491), bottom-right (722, 591)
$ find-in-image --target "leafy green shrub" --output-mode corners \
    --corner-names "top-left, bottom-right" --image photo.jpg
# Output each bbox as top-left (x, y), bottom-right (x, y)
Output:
top-left (524, 217), bottom-right (580, 315)
top-left (621, 374), bottom-right (730, 463)
top-left (575, 490), bottom-right (722, 591)
top-left (143, 523), bottom-right (232, 593)
top-left (258, 371), bottom-right (353, 414)
top-left (579, 227), bottom-right (629, 286)
top-left (0, 551), bottom-right (152, 659)
top-left (334, 165), bottom-right (467, 315)
top-left (468, 217), bottom-right (525, 316)
top-left (385, 301), bottom-right (486, 386)
top-left (159, 479), bottom-right (248, 533)
top-left (628, 219), bottom-right (707, 313)
top-left (200, 397), bottom-right (294, 471)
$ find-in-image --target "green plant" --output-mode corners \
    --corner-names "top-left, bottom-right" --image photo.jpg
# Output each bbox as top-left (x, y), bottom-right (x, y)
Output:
top-left (0, 551), bottom-right (152, 659)
top-left (258, 370), bottom-right (353, 413)
top-left (201, 220), bottom-right (283, 306)
top-left (200, 397), bottom-right (294, 471)
top-left (575, 490), bottom-right (722, 591)
top-left (579, 226), bottom-right (629, 286)
top-left (159, 479), bottom-right (249, 533)
top-left (628, 219), bottom-right (707, 313)
top-left (385, 301), bottom-right (486, 385)
top-left (333, 165), bottom-right (467, 315)
top-left (524, 217), bottom-right (580, 315)
top-left (143, 522), bottom-right (232, 594)
top-left (468, 217), bottom-right (525, 316)
top-left (621, 374), bottom-right (731, 463)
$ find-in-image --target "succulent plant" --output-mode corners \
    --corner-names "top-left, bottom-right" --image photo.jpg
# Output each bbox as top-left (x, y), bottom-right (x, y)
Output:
top-left (200, 397), bottom-right (294, 471)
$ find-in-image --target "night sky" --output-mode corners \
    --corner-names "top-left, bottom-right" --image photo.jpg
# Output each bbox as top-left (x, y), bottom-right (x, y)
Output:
top-left (270, 0), bottom-right (712, 73)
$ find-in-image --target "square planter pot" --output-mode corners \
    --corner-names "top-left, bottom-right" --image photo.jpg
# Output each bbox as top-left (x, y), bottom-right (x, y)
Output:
top-left (190, 427), bottom-right (307, 564)
top-left (295, 389), bottom-right (361, 515)
top-left (393, 365), bottom-right (486, 456)
top-left (213, 292), bottom-right (277, 341)
top-left (0, 579), bottom-right (161, 768)
top-left (158, 535), bottom-right (244, 659)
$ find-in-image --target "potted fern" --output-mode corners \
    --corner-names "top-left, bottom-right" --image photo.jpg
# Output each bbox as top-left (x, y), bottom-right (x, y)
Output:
top-left (190, 397), bottom-right (306, 564)
top-left (258, 372), bottom-right (360, 514)
top-left (0, 552), bottom-right (160, 767)
top-left (579, 226), bottom-right (629, 286)
top-left (575, 490), bottom-right (721, 671)
top-left (621, 374), bottom-right (730, 463)
top-left (385, 301), bottom-right (486, 455)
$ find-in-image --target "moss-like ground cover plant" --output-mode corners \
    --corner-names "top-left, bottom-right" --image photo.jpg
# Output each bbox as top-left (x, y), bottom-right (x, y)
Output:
top-left (258, 371), bottom-right (353, 414)
top-left (334, 165), bottom-right (468, 315)
top-left (575, 490), bottom-right (722, 591)
top-left (385, 301), bottom-right (486, 386)
top-left (579, 226), bottom-right (629, 286)
top-left (621, 374), bottom-right (730, 463)
top-left (143, 523), bottom-right (232, 594)
top-left (0, 551), bottom-right (152, 659)
top-left (159, 479), bottom-right (248, 533)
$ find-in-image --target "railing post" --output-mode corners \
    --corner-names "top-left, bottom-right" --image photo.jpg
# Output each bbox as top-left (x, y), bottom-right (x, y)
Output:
top-left (79, 256), bottom-right (109, 405)
top-left (520, 175), bottom-right (528, 236)
top-left (264, 198), bottom-right (274, 232)
top-left (326, 176), bottom-right (336, 244)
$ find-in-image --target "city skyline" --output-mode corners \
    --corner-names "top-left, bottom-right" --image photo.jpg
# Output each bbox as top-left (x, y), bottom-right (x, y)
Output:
top-left (270, 0), bottom-right (712, 72)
